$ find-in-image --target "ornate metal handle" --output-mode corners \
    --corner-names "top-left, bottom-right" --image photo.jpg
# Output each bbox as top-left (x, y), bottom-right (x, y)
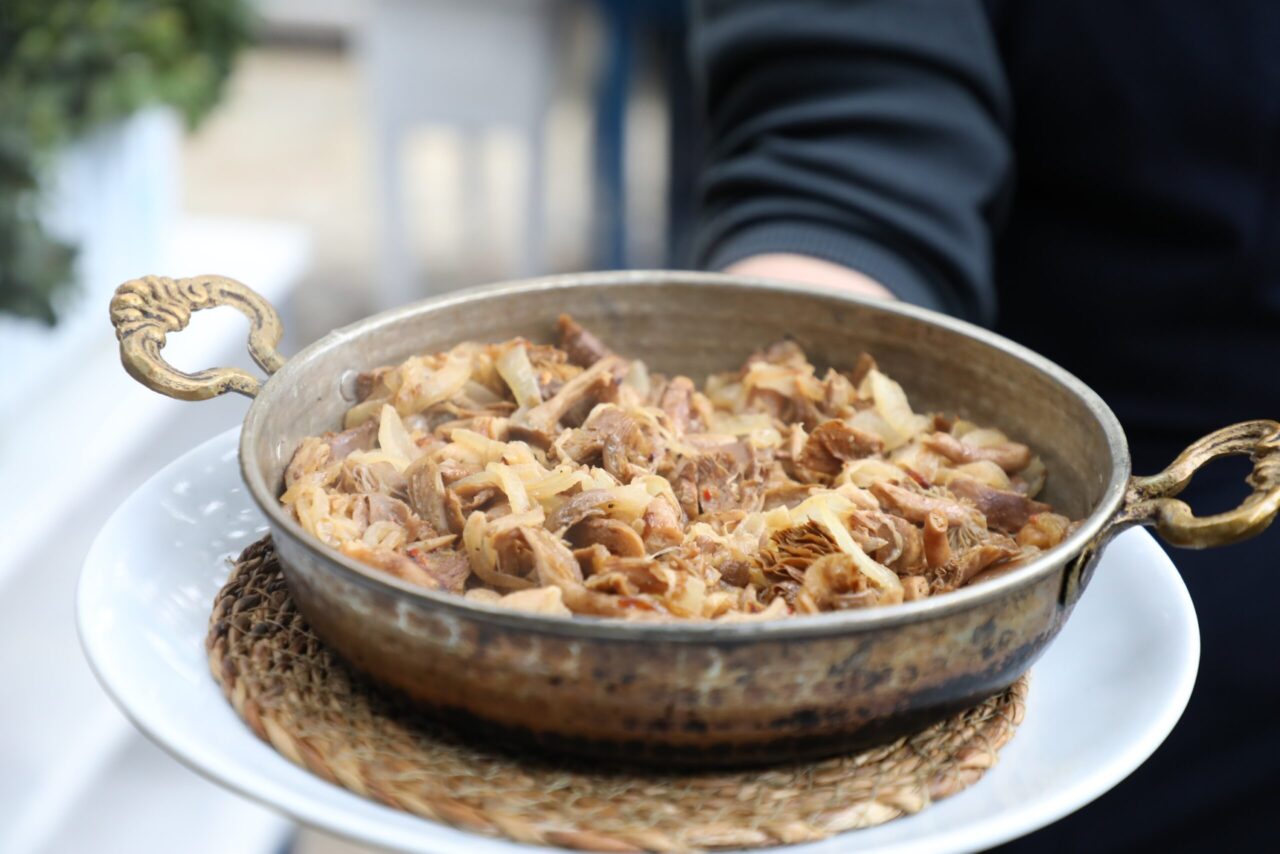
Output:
top-left (1063, 420), bottom-right (1280, 605)
top-left (109, 275), bottom-right (286, 400)
top-left (1120, 419), bottom-right (1280, 548)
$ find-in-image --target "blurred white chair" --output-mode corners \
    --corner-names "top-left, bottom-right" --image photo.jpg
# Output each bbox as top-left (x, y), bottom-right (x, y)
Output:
top-left (358, 0), bottom-right (560, 308)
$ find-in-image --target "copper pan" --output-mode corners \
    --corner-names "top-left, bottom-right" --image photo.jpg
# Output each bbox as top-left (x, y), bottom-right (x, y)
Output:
top-left (109, 271), bottom-right (1280, 766)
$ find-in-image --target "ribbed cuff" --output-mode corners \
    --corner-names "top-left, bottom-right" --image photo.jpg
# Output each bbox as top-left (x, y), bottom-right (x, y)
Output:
top-left (699, 221), bottom-right (957, 317)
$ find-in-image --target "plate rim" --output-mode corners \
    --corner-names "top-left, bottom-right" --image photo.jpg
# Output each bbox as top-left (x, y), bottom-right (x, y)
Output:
top-left (77, 427), bottom-right (1200, 854)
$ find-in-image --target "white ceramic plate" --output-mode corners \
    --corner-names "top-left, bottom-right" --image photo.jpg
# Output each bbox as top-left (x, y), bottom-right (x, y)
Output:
top-left (79, 428), bottom-right (1199, 854)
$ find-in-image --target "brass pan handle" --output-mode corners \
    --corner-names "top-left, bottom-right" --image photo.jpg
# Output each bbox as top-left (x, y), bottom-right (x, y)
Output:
top-left (109, 275), bottom-right (285, 400)
top-left (1122, 419), bottom-right (1280, 548)
top-left (1064, 420), bottom-right (1280, 605)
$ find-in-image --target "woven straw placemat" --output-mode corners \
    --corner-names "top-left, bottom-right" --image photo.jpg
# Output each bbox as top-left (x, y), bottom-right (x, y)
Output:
top-left (208, 537), bottom-right (1027, 852)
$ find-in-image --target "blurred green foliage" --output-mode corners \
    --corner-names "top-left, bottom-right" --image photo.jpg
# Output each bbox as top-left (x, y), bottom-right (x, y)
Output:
top-left (0, 0), bottom-right (252, 323)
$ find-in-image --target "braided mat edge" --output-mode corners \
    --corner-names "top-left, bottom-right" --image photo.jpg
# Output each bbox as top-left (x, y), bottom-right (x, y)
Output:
top-left (207, 537), bottom-right (1026, 853)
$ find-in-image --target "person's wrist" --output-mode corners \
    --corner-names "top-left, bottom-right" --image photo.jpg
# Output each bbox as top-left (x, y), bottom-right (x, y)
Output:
top-left (724, 253), bottom-right (896, 301)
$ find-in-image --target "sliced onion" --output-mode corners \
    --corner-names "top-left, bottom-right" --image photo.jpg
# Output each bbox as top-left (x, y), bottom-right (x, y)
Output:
top-left (462, 380), bottom-right (504, 405)
top-left (497, 585), bottom-right (572, 616)
top-left (490, 462), bottom-right (533, 514)
top-left (623, 360), bottom-right (651, 398)
top-left (959, 427), bottom-right (1010, 448)
top-left (525, 465), bottom-right (594, 502)
top-left (462, 509), bottom-right (543, 590)
top-left (836, 458), bottom-right (908, 489)
top-left (937, 460), bottom-right (1011, 490)
top-left (496, 343), bottom-right (543, 410)
top-left (343, 396), bottom-right (388, 429)
top-left (450, 428), bottom-right (508, 464)
top-left (709, 411), bottom-right (772, 435)
top-left (863, 369), bottom-right (928, 450)
top-left (393, 352), bottom-right (472, 415)
top-left (598, 482), bottom-right (656, 523)
top-left (377, 404), bottom-right (420, 471)
top-left (790, 494), bottom-right (903, 601)
top-left (635, 474), bottom-right (681, 516)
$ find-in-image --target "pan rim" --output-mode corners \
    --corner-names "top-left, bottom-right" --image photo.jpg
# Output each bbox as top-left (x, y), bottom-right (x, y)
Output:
top-left (240, 270), bottom-right (1130, 642)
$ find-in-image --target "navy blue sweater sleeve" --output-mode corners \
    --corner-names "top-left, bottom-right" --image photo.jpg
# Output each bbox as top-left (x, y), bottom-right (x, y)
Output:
top-left (690, 0), bottom-right (1012, 323)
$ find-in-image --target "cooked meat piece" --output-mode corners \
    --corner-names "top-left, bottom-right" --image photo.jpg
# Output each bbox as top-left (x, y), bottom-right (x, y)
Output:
top-left (572, 542), bottom-right (612, 577)
top-left (353, 369), bottom-right (381, 402)
top-left (822, 369), bottom-right (858, 414)
top-left (532, 536), bottom-right (669, 619)
top-left (947, 477), bottom-right (1051, 533)
top-left (547, 489), bottom-right (613, 533)
top-left (525, 341), bottom-right (572, 372)
top-left (745, 339), bottom-right (808, 371)
top-left (527, 350), bottom-right (583, 402)
top-left (885, 514), bottom-right (925, 574)
top-left (845, 508), bottom-right (891, 555)
top-left (640, 495), bottom-right (684, 552)
top-left (923, 509), bottom-right (952, 569)
top-left (871, 481), bottom-right (985, 527)
top-left (513, 356), bottom-right (625, 441)
top-left (556, 406), bottom-right (653, 481)
top-left (456, 487), bottom-right (498, 515)
top-left (924, 431), bottom-right (1033, 474)
top-left (436, 458), bottom-right (480, 485)
top-left (442, 490), bottom-right (467, 532)
top-left (407, 547), bottom-right (470, 592)
top-left (671, 440), bottom-right (770, 517)
top-left (798, 420), bottom-right (884, 475)
top-left (559, 586), bottom-right (669, 619)
top-left (406, 457), bottom-right (456, 533)
top-left (584, 558), bottom-right (668, 596)
top-left (717, 558), bottom-right (753, 588)
top-left (366, 493), bottom-right (415, 527)
top-left (557, 314), bottom-right (613, 367)
top-left (489, 524), bottom-right (544, 582)
top-left (556, 428), bottom-right (598, 465)
top-left (746, 388), bottom-right (791, 423)
top-left (567, 517), bottom-right (647, 557)
top-left (518, 526), bottom-right (584, 587)
top-left (930, 538), bottom-right (1020, 593)
top-left (901, 575), bottom-right (930, 601)
top-left (575, 547), bottom-right (703, 611)
top-left (284, 437), bottom-right (333, 488)
top-left (657, 376), bottom-right (701, 434)
top-left (848, 352), bottom-right (877, 386)
top-left (671, 460), bottom-right (699, 518)
top-left (1016, 512), bottom-right (1073, 550)
top-left (340, 541), bottom-right (443, 590)
top-left (747, 387), bottom-right (825, 431)
top-left (931, 413), bottom-right (956, 433)
top-left (326, 420), bottom-right (378, 460)
top-left (339, 459), bottom-right (407, 497)
top-left (801, 553), bottom-right (897, 611)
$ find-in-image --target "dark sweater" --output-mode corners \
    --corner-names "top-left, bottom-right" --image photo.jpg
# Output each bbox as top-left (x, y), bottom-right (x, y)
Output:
top-left (691, 1), bottom-right (1280, 850)
top-left (692, 0), bottom-right (1280, 441)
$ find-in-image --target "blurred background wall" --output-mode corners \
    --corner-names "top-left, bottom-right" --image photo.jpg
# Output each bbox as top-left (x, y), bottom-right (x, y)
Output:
top-left (0, 2), bottom-right (696, 853)
top-left (198, 0), bottom-right (696, 342)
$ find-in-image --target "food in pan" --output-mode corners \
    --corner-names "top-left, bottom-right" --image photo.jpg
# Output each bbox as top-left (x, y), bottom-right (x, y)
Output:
top-left (281, 316), bottom-right (1077, 620)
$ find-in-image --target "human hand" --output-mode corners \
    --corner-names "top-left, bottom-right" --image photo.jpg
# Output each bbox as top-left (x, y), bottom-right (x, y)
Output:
top-left (725, 253), bottom-right (896, 301)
